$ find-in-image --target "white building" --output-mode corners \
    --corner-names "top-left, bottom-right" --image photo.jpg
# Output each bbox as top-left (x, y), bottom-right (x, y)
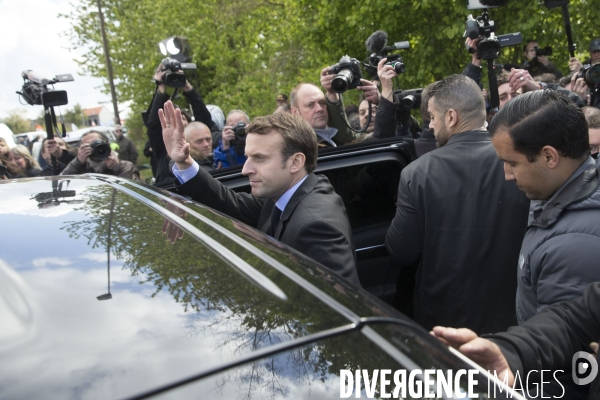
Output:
top-left (83, 106), bottom-right (115, 127)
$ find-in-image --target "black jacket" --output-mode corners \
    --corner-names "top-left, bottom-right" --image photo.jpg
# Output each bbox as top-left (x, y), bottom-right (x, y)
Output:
top-left (115, 135), bottom-right (138, 164)
top-left (490, 282), bottom-right (600, 400)
top-left (175, 169), bottom-right (360, 286)
top-left (386, 130), bottom-right (530, 334)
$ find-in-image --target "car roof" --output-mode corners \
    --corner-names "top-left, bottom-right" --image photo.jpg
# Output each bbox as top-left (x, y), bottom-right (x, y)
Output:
top-left (0, 175), bottom-right (521, 399)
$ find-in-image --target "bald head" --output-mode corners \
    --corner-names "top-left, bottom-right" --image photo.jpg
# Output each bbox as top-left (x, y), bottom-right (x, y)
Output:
top-left (185, 122), bottom-right (213, 161)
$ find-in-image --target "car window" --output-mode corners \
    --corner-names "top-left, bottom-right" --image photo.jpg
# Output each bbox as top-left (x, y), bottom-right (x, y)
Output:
top-left (320, 159), bottom-right (401, 229)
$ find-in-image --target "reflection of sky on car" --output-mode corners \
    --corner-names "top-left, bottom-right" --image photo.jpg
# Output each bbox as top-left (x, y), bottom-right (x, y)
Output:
top-left (0, 177), bottom-right (364, 399)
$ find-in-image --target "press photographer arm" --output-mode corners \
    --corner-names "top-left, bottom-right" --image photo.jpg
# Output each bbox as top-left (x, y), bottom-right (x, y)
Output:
top-left (374, 58), bottom-right (400, 140)
top-left (462, 37), bottom-right (483, 86)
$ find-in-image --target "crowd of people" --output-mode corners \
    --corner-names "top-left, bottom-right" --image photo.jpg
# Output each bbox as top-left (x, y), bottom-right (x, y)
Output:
top-left (2, 32), bottom-right (599, 399)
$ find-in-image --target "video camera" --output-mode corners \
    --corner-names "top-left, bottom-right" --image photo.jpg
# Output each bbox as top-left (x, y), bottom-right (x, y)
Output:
top-left (364, 30), bottom-right (409, 79)
top-left (464, 12), bottom-right (522, 60)
top-left (158, 57), bottom-right (197, 88)
top-left (17, 71), bottom-right (73, 108)
top-left (329, 55), bottom-right (363, 94)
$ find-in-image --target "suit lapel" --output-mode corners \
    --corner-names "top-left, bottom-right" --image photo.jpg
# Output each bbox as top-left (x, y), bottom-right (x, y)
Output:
top-left (274, 173), bottom-right (318, 239)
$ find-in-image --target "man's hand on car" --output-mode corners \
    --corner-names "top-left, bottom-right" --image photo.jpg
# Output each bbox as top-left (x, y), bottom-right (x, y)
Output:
top-left (431, 326), bottom-right (515, 387)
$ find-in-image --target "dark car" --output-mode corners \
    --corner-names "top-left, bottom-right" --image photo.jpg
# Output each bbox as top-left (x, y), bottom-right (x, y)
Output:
top-left (0, 175), bottom-right (522, 399)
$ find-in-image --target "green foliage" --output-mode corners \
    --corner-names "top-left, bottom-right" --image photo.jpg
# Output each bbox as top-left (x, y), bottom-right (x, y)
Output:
top-left (61, 103), bottom-right (87, 130)
top-left (62, 0), bottom-right (600, 125)
top-left (1, 109), bottom-right (32, 134)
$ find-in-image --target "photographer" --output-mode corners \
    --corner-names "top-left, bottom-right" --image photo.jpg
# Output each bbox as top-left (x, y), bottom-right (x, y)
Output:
top-left (522, 40), bottom-right (563, 80)
top-left (213, 110), bottom-right (249, 169)
top-left (113, 124), bottom-right (138, 165)
top-left (371, 59), bottom-right (421, 141)
top-left (146, 62), bottom-right (217, 184)
top-left (568, 39), bottom-right (600, 109)
top-left (38, 137), bottom-right (76, 176)
top-left (61, 131), bottom-right (140, 181)
top-left (299, 66), bottom-right (379, 147)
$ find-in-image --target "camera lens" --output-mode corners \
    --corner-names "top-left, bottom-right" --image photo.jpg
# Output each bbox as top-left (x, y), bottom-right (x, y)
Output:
top-left (401, 95), bottom-right (416, 110)
top-left (587, 64), bottom-right (600, 85)
top-left (332, 69), bottom-right (355, 93)
top-left (89, 140), bottom-right (111, 161)
top-left (387, 61), bottom-right (406, 75)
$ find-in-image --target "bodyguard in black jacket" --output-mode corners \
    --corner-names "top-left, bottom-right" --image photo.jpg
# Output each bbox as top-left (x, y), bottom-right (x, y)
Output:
top-left (386, 75), bottom-right (529, 334)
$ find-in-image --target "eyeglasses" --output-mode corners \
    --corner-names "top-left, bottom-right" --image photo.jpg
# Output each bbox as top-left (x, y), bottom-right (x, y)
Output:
top-left (115, 130), bottom-right (123, 133)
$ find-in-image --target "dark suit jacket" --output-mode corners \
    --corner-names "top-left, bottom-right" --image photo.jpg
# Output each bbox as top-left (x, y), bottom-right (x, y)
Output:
top-left (386, 130), bottom-right (530, 334)
top-left (176, 169), bottom-right (360, 286)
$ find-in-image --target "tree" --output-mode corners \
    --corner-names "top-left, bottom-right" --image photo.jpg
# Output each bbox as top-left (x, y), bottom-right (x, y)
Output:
top-left (61, 0), bottom-right (600, 128)
top-left (2, 109), bottom-right (32, 134)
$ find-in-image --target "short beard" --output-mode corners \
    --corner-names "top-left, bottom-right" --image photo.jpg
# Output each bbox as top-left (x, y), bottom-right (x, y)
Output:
top-left (190, 148), bottom-right (210, 162)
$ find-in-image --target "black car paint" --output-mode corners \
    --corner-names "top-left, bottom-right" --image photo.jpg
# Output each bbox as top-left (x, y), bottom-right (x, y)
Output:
top-left (0, 175), bottom-right (521, 399)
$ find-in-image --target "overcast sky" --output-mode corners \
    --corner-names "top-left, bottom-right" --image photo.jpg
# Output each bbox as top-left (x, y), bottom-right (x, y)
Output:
top-left (0, 0), bottom-right (117, 121)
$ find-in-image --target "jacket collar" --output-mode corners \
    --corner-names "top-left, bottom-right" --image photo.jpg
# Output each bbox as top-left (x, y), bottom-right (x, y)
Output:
top-left (445, 129), bottom-right (489, 146)
top-left (531, 159), bottom-right (600, 229)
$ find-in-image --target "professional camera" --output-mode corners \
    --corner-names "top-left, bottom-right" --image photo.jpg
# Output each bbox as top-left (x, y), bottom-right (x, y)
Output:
top-left (159, 57), bottom-right (197, 88)
top-left (396, 88), bottom-right (423, 111)
top-left (88, 139), bottom-right (112, 161)
top-left (577, 64), bottom-right (600, 87)
top-left (329, 55), bottom-right (363, 93)
top-left (232, 122), bottom-right (247, 143)
top-left (364, 30), bottom-right (409, 79)
top-left (17, 71), bottom-right (73, 108)
top-left (534, 46), bottom-right (553, 57)
top-left (464, 12), bottom-right (522, 60)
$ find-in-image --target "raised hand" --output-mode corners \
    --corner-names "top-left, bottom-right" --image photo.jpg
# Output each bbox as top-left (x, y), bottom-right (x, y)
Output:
top-left (159, 100), bottom-right (192, 168)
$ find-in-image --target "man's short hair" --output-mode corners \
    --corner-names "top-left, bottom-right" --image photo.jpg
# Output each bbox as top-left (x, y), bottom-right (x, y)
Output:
top-left (420, 81), bottom-right (438, 122)
top-left (226, 110), bottom-right (250, 124)
top-left (583, 106), bottom-right (600, 120)
top-left (427, 74), bottom-right (486, 126)
top-left (246, 112), bottom-right (318, 173)
top-left (496, 70), bottom-right (510, 87)
top-left (184, 121), bottom-right (210, 140)
top-left (489, 90), bottom-right (589, 162)
top-left (523, 39), bottom-right (537, 52)
top-left (533, 73), bottom-right (557, 84)
top-left (289, 83), bottom-right (319, 108)
top-left (587, 114), bottom-right (600, 129)
top-left (81, 130), bottom-right (110, 143)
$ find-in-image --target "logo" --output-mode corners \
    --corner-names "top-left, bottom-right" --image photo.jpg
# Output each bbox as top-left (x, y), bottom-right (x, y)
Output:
top-left (572, 351), bottom-right (598, 385)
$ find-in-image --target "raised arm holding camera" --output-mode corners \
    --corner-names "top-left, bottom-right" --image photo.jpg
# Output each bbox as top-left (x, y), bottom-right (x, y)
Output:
top-left (522, 40), bottom-right (563, 80)
top-left (146, 61), bottom-right (217, 184)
